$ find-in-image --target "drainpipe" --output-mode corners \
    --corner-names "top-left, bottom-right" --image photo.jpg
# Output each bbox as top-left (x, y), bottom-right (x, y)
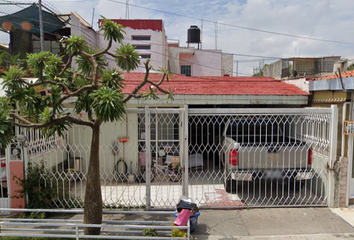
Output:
top-left (342, 102), bottom-right (350, 157)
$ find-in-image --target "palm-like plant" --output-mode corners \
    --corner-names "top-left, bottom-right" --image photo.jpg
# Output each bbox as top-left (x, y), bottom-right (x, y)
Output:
top-left (0, 17), bottom-right (173, 235)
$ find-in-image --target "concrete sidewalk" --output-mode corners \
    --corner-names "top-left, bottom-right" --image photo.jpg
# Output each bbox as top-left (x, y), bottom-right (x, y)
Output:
top-left (191, 207), bottom-right (354, 240)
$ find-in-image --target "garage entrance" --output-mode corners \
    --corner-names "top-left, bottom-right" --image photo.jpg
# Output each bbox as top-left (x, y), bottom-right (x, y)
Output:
top-left (186, 107), bottom-right (337, 208)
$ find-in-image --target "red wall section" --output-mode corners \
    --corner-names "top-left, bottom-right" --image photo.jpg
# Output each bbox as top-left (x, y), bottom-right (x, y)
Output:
top-left (99, 19), bottom-right (163, 31)
top-left (10, 161), bottom-right (25, 210)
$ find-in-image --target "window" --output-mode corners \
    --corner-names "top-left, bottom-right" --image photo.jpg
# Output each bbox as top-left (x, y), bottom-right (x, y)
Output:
top-left (133, 45), bottom-right (151, 50)
top-left (181, 65), bottom-right (191, 76)
top-left (132, 35), bottom-right (151, 41)
top-left (140, 54), bottom-right (151, 59)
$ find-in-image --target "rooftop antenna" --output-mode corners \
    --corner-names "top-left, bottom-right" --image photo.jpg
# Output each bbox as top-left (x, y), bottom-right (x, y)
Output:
top-left (125, 0), bottom-right (130, 19)
top-left (214, 21), bottom-right (218, 50)
top-left (91, 8), bottom-right (95, 28)
top-left (200, 18), bottom-right (203, 50)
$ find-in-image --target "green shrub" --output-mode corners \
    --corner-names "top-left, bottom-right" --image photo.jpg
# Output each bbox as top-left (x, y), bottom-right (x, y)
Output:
top-left (12, 161), bottom-right (83, 215)
top-left (142, 228), bottom-right (158, 237)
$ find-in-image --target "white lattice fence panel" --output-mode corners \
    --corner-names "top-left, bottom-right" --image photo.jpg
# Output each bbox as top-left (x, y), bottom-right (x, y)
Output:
top-left (187, 108), bottom-right (332, 208)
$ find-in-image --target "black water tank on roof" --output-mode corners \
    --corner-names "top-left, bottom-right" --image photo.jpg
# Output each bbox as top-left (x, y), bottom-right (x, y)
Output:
top-left (187, 25), bottom-right (201, 43)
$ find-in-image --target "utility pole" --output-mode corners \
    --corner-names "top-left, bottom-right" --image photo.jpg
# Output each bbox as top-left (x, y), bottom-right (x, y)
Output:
top-left (236, 60), bottom-right (238, 77)
top-left (38, 0), bottom-right (44, 51)
top-left (125, 0), bottom-right (130, 19)
top-left (91, 8), bottom-right (95, 28)
top-left (214, 21), bottom-right (218, 50)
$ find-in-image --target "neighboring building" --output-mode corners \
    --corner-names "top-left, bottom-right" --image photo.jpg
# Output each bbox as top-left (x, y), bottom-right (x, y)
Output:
top-left (263, 56), bottom-right (342, 80)
top-left (98, 19), bottom-right (168, 72)
top-left (98, 20), bottom-right (233, 76)
top-left (0, 6), bottom-right (95, 61)
top-left (168, 44), bottom-right (233, 77)
top-left (309, 70), bottom-right (354, 207)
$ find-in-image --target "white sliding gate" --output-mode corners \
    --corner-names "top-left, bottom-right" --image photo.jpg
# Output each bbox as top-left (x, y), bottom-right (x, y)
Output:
top-left (19, 106), bottom-right (337, 209)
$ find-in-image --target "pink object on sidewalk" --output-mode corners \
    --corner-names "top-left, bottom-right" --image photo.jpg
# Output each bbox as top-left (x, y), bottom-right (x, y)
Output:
top-left (173, 209), bottom-right (192, 226)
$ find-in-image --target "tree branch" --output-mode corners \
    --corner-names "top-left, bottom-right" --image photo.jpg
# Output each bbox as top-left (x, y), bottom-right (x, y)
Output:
top-left (93, 39), bottom-right (112, 57)
top-left (146, 80), bottom-right (169, 94)
top-left (123, 61), bottom-right (152, 103)
top-left (58, 84), bottom-right (96, 105)
top-left (23, 79), bottom-right (71, 95)
top-left (59, 55), bottom-right (73, 76)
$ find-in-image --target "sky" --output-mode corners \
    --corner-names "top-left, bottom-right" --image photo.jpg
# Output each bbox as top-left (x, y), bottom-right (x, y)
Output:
top-left (3, 0), bottom-right (354, 76)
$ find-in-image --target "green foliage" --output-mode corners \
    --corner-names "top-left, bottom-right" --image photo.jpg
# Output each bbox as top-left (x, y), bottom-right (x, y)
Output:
top-left (0, 50), bottom-right (22, 70)
top-left (171, 223), bottom-right (187, 238)
top-left (13, 161), bottom-right (81, 210)
top-left (101, 68), bottom-right (125, 90)
top-left (115, 43), bottom-right (140, 72)
top-left (348, 63), bottom-right (354, 71)
top-left (62, 35), bottom-right (87, 56)
top-left (76, 46), bottom-right (106, 76)
top-left (27, 52), bottom-right (54, 78)
top-left (91, 87), bottom-right (126, 122)
top-left (0, 98), bottom-right (13, 149)
top-left (100, 16), bottom-right (125, 43)
top-left (142, 228), bottom-right (158, 237)
top-left (0, 16), bottom-right (172, 235)
top-left (2, 65), bottom-right (25, 96)
top-left (13, 161), bottom-right (55, 209)
top-left (42, 54), bottom-right (63, 80)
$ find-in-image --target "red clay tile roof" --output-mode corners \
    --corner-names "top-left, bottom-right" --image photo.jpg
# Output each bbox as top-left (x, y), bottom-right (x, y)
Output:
top-left (314, 70), bottom-right (354, 81)
top-left (122, 73), bottom-right (308, 96)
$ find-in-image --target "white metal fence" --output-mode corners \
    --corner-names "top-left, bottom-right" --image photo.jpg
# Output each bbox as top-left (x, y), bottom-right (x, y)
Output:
top-left (0, 208), bottom-right (190, 239)
top-left (4, 106), bottom-right (337, 209)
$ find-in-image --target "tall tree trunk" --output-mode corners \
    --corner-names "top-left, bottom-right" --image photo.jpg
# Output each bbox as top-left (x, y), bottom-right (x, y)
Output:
top-left (84, 123), bottom-right (102, 235)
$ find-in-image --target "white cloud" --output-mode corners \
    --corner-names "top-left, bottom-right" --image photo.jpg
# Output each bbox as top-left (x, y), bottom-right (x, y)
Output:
top-left (44, 0), bottom-right (354, 75)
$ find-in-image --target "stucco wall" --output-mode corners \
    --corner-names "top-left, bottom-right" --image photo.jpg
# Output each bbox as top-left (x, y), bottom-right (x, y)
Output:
top-left (284, 78), bottom-right (309, 92)
top-left (263, 60), bottom-right (282, 79)
top-left (179, 49), bottom-right (222, 76)
top-left (98, 27), bottom-right (167, 72)
top-left (70, 13), bottom-right (98, 70)
top-left (168, 47), bottom-right (180, 75)
top-left (222, 53), bottom-right (233, 76)
top-left (67, 113), bottom-right (140, 174)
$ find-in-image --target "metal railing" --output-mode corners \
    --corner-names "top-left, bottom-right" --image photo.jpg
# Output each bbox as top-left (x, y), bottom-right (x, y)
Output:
top-left (0, 208), bottom-right (190, 239)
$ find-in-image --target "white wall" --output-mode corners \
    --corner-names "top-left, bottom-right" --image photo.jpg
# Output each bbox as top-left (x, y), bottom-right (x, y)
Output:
top-left (179, 49), bottom-right (222, 76)
top-left (70, 12), bottom-right (98, 70)
top-left (98, 27), bottom-right (167, 72)
top-left (67, 113), bottom-right (140, 174)
top-left (284, 78), bottom-right (309, 93)
top-left (169, 48), bottom-right (224, 76)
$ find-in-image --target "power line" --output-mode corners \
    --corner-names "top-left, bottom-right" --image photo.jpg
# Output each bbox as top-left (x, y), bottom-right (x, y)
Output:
top-left (106, 0), bottom-right (354, 46)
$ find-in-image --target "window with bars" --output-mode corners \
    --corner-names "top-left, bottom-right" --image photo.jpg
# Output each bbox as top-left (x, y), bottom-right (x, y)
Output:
top-left (181, 65), bottom-right (191, 76)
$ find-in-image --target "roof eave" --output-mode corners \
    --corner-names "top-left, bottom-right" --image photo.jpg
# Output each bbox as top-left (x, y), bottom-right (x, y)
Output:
top-left (310, 77), bottom-right (354, 91)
